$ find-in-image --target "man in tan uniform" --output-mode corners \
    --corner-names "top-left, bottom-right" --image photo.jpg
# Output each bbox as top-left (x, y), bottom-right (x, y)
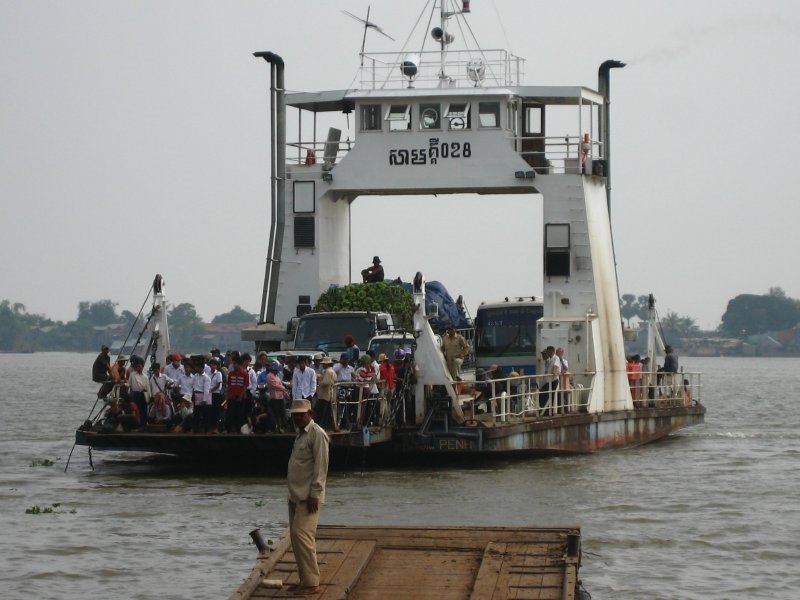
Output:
top-left (287, 399), bottom-right (330, 594)
top-left (441, 325), bottom-right (470, 381)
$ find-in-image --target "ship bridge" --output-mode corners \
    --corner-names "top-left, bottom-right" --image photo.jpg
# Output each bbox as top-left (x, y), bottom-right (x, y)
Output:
top-left (284, 83), bottom-right (605, 194)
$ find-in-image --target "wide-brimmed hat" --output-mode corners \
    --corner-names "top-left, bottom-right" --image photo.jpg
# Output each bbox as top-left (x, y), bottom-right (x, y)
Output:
top-left (116, 354), bottom-right (128, 362)
top-left (288, 399), bottom-right (312, 414)
top-left (377, 353), bottom-right (388, 362)
top-left (321, 356), bottom-right (334, 365)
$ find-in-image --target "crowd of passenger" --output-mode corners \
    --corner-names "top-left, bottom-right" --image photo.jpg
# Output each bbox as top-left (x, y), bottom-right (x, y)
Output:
top-left (626, 345), bottom-right (693, 407)
top-left (90, 339), bottom-right (416, 435)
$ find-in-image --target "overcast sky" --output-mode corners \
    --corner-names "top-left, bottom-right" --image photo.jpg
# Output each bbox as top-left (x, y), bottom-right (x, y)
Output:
top-left (1, 0), bottom-right (798, 330)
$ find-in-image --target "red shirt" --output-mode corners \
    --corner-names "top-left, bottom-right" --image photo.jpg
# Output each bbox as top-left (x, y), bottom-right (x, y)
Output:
top-left (379, 362), bottom-right (396, 390)
top-left (227, 366), bottom-right (248, 400)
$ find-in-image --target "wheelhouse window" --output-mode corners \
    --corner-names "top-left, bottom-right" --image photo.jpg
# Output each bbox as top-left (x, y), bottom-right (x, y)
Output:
top-left (419, 103), bottom-right (440, 130)
top-left (385, 104), bottom-right (411, 131)
top-left (445, 102), bottom-right (471, 130)
top-left (545, 223), bottom-right (571, 277)
top-left (360, 104), bottom-right (382, 131)
top-left (478, 102), bottom-right (501, 128)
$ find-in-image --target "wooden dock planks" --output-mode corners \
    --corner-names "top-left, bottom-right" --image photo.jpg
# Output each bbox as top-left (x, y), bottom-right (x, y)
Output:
top-left (230, 525), bottom-right (583, 600)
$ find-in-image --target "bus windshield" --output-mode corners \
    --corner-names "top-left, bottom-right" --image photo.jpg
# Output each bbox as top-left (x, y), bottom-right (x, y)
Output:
top-left (475, 304), bottom-right (542, 356)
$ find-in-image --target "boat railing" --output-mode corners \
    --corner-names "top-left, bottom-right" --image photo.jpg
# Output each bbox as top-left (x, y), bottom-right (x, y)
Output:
top-left (459, 373), bottom-right (591, 422)
top-left (358, 49), bottom-right (525, 90)
top-left (630, 369), bottom-right (701, 409)
top-left (286, 138), bottom-right (354, 168)
top-left (515, 134), bottom-right (604, 175)
top-left (331, 380), bottom-right (388, 431)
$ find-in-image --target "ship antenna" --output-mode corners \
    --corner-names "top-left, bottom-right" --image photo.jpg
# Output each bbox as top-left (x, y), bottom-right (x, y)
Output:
top-left (342, 6), bottom-right (395, 66)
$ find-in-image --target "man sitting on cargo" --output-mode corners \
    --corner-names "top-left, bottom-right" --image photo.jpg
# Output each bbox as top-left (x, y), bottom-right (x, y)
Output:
top-left (360, 255), bottom-right (384, 283)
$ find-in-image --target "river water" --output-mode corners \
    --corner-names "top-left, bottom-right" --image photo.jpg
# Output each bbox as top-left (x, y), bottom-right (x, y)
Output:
top-left (0, 353), bottom-right (798, 599)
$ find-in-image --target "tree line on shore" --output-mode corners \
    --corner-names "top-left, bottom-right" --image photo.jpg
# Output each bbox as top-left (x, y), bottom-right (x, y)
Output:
top-left (0, 299), bottom-right (256, 353)
top-left (620, 287), bottom-right (800, 348)
top-left (2, 287), bottom-right (799, 352)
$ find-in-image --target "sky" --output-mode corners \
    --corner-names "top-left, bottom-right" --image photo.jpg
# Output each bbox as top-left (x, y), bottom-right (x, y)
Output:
top-left (1, 0), bottom-right (798, 331)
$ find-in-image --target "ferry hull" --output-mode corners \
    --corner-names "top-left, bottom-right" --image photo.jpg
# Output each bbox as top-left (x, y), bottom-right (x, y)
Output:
top-left (74, 404), bottom-right (704, 467)
top-left (380, 404), bottom-right (705, 457)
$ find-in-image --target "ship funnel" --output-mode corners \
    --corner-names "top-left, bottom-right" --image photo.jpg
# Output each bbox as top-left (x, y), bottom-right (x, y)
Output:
top-left (431, 27), bottom-right (455, 45)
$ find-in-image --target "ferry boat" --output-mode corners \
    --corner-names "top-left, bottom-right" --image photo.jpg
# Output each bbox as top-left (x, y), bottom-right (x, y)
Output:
top-left (74, 1), bottom-right (705, 466)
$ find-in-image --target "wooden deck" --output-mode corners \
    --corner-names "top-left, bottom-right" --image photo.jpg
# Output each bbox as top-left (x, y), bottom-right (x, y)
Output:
top-left (230, 525), bottom-right (584, 600)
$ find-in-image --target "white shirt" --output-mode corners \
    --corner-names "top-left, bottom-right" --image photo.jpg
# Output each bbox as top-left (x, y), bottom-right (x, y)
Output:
top-left (149, 373), bottom-right (174, 396)
top-left (247, 366), bottom-right (258, 394)
top-left (208, 370), bottom-right (223, 394)
top-left (548, 355), bottom-right (562, 381)
top-left (164, 362), bottom-right (183, 382)
top-left (192, 372), bottom-right (212, 406)
top-left (128, 370), bottom-right (149, 394)
top-left (333, 363), bottom-right (354, 382)
top-left (177, 370), bottom-right (194, 395)
top-left (292, 366), bottom-right (318, 400)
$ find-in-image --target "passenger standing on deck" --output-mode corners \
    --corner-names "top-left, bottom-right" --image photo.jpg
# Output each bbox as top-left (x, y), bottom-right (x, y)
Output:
top-left (164, 353), bottom-right (183, 383)
top-left (148, 362), bottom-right (174, 405)
top-left (442, 324), bottom-right (470, 381)
top-left (292, 355), bottom-right (317, 401)
top-left (539, 346), bottom-right (561, 412)
top-left (333, 354), bottom-right (354, 382)
top-left (176, 358), bottom-right (194, 398)
top-left (286, 398), bottom-right (329, 595)
top-left (626, 354), bottom-right (642, 403)
top-left (360, 255), bottom-right (384, 283)
top-left (225, 355), bottom-right (249, 433)
top-left (267, 362), bottom-right (289, 432)
top-left (377, 353), bottom-right (395, 423)
top-left (191, 358), bottom-right (212, 433)
top-left (315, 357), bottom-right (337, 431)
top-left (556, 348), bottom-right (572, 406)
top-left (208, 357), bottom-right (223, 433)
top-left (127, 355), bottom-right (149, 429)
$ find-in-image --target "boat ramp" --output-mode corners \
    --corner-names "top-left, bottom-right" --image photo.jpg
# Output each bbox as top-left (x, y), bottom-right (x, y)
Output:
top-left (230, 525), bottom-right (585, 599)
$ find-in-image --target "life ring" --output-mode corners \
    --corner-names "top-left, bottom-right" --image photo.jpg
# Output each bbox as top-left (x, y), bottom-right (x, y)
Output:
top-left (305, 149), bottom-right (316, 165)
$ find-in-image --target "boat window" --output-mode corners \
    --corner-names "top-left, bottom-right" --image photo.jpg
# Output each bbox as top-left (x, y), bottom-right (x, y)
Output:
top-left (385, 104), bottom-right (411, 131)
top-left (545, 223), bottom-right (570, 277)
top-left (419, 103), bottom-right (440, 130)
top-left (524, 106), bottom-right (542, 135)
top-left (445, 102), bottom-right (471, 130)
top-left (360, 104), bottom-right (382, 131)
top-left (293, 181), bottom-right (315, 213)
top-left (507, 102), bottom-right (518, 134)
top-left (478, 102), bottom-right (501, 128)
